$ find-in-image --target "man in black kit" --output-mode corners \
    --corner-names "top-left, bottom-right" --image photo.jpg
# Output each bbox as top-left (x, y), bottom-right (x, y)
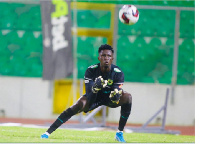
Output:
top-left (41, 44), bottom-right (132, 143)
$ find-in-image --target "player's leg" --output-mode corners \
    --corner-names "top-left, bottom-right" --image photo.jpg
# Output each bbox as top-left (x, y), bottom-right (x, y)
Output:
top-left (118, 91), bottom-right (132, 131)
top-left (109, 91), bottom-right (132, 142)
top-left (117, 91), bottom-right (132, 142)
top-left (41, 95), bottom-right (89, 138)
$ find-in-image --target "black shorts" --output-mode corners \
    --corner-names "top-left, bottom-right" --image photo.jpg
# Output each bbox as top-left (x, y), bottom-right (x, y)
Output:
top-left (83, 93), bottom-right (119, 113)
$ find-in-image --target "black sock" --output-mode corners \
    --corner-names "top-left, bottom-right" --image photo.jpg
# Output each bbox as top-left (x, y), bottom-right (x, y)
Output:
top-left (118, 103), bottom-right (132, 131)
top-left (118, 116), bottom-right (128, 131)
top-left (47, 108), bottom-right (74, 134)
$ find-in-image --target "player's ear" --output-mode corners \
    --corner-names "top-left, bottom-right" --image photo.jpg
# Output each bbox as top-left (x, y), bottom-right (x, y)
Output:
top-left (111, 54), bottom-right (114, 61)
top-left (98, 56), bottom-right (100, 61)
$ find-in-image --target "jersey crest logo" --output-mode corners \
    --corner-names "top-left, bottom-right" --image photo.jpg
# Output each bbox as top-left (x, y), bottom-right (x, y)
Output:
top-left (107, 79), bottom-right (113, 85)
top-left (114, 68), bottom-right (121, 72)
top-left (88, 64), bottom-right (98, 69)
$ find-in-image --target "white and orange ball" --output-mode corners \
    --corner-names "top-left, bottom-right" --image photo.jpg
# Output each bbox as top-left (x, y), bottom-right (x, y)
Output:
top-left (119, 5), bottom-right (139, 25)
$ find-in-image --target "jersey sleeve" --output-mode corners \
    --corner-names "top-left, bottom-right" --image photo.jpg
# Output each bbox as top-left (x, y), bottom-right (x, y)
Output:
top-left (113, 69), bottom-right (124, 90)
top-left (84, 67), bottom-right (99, 104)
top-left (84, 68), bottom-right (95, 95)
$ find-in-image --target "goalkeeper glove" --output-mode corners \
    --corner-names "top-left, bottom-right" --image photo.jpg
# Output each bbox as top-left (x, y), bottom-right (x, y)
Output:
top-left (92, 76), bottom-right (107, 93)
top-left (109, 89), bottom-right (122, 104)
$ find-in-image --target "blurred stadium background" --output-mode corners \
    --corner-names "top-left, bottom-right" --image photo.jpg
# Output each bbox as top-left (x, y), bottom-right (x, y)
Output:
top-left (0, 0), bottom-right (195, 130)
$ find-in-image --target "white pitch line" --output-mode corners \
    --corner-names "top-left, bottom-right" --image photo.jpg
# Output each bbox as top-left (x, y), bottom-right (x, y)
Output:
top-left (0, 122), bottom-right (133, 133)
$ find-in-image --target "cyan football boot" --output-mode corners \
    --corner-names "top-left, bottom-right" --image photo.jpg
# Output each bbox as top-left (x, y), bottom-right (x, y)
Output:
top-left (115, 131), bottom-right (126, 142)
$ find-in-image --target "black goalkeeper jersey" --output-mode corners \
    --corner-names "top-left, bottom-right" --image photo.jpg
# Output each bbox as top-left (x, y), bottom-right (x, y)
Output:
top-left (84, 63), bottom-right (124, 105)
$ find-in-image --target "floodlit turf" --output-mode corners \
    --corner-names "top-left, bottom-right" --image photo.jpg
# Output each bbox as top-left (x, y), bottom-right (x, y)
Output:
top-left (0, 126), bottom-right (195, 143)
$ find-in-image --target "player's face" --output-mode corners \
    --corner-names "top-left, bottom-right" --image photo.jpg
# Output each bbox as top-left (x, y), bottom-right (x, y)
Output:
top-left (98, 50), bottom-right (113, 67)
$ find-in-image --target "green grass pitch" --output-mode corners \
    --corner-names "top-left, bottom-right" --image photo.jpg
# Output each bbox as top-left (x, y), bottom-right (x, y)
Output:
top-left (0, 126), bottom-right (194, 143)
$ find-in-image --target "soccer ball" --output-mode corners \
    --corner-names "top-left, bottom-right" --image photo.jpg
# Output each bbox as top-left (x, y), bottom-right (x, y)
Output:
top-left (119, 5), bottom-right (139, 25)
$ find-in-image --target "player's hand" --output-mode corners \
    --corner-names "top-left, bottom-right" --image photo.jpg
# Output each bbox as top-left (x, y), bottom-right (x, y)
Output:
top-left (109, 89), bottom-right (122, 104)
top-left (92, 76), bottom-right (107, 93)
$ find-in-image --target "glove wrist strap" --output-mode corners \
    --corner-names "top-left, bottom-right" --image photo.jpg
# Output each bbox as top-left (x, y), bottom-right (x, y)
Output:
top-left (92, 86), bottom-right (99, 93)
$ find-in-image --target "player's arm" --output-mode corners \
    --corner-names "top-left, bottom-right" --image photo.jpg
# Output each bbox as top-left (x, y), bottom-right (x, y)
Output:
top-left (84, 69), bottom-right (95, 95)
top-left (85, 69), bottom-right (107, 94)
top-left (109, 83), bottom-right (123, 104)
top-left (109, 71), bottom-right (124, 104)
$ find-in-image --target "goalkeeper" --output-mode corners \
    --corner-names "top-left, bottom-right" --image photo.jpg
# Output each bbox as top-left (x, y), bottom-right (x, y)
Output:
top-left (41, 44), bottom-right (132, 143)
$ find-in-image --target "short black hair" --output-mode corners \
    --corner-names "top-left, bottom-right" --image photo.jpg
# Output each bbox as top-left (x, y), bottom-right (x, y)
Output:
top-left (98, 44), bottom-right (114, 53)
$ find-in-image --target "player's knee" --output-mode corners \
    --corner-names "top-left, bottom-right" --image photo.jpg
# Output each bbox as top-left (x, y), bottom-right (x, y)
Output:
top-left (77, 100), bottom-right (86, 110)
top-left (126, 93), bottom-right (132, 104)
top-left (120, 92), bottom-right (132, 119)
top-left (70, 99), bottom-right (86, 114)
